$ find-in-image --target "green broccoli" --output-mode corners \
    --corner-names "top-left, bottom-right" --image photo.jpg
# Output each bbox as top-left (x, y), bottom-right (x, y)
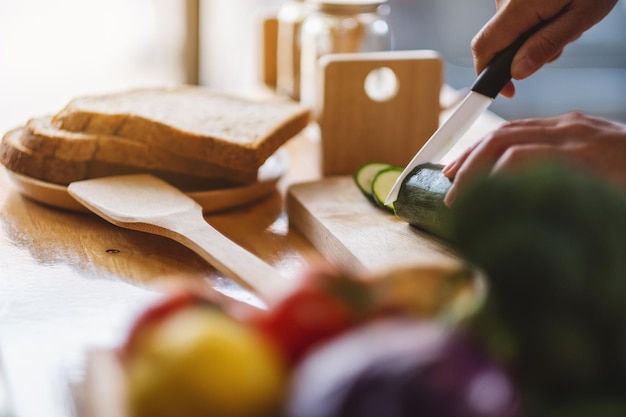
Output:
top-left (446, 162), bottom-right (626, 416)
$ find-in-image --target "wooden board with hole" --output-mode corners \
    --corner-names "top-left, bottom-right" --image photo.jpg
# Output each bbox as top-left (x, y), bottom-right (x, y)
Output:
top-left (317, 50), bottom-right (443, 176)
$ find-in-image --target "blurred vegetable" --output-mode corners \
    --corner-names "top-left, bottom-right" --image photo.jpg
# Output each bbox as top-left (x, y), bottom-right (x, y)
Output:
top-left (246, 267), bottom-right (371, 365)
top-left (447, 162), bottom-right (626, 415)
top-left (122, 292), bottom-right (287, 417)
top-left (366, 261), bottom-right (486, 323)
top-left (286, 319), bottom-right (520, 417)
top-left (249, 262), bottom-right (486, 367)
top-left (120, 291), bottom-right (207, 361)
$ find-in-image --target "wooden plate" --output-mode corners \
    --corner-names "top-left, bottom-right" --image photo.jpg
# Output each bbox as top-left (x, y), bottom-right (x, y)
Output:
top-left (5, 150), bottom-right (288, 213)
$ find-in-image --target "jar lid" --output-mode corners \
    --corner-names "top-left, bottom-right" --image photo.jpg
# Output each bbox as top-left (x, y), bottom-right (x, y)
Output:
top-left (306, 0), bottom-right (388, 14)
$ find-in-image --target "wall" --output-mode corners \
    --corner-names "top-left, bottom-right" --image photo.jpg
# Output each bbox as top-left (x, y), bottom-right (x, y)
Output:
top-left (198, 0), bottom-right (626, 122)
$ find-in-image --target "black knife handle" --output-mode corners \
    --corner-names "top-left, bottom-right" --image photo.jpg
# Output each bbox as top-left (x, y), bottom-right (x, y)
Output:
top-left (471, 21), bottom-right (546, 98)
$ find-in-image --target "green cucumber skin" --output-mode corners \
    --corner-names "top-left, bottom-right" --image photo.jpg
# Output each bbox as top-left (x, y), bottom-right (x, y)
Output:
top-left (394, 163), bottom-right (452, 237)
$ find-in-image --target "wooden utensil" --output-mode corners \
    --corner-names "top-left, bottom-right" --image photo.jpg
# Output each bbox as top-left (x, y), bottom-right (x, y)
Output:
top-left (68, 174), bottom-right (291, 303)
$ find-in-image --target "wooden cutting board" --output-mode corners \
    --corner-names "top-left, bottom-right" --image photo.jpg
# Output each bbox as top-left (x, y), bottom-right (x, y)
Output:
top-left (287, 176), bottom-right (458, 275)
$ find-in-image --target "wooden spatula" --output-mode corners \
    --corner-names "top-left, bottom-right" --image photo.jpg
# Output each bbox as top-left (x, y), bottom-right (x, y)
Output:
top-left (68, 174), bottom-right (291, 304)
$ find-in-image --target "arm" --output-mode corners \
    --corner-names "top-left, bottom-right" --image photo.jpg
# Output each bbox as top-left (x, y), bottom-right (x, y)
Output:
top-left (474, 0), bottom-right (618, 97)
top-left (443, 112), bottom-right (626, 205)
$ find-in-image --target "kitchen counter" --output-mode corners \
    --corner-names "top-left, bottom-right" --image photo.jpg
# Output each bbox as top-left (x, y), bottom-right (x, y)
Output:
top-left (0, 102), bottom-right (503, 417)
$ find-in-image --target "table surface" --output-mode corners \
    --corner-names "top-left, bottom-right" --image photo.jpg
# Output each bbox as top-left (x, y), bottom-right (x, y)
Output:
top-left (0, 98), bottom-right (503, 417)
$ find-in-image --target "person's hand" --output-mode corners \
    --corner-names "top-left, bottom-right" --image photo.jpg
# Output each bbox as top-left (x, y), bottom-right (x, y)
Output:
top-left (473, 0), bottom-right (618, 98)
top-left (443, 112), bottom-right (626, 206)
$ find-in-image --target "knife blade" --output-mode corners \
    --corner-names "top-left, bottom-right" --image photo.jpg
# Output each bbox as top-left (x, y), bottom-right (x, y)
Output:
top-left (384, 22), bottom-right (545, 205)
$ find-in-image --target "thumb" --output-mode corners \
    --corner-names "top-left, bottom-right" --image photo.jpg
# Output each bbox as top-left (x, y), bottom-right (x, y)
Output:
top-left (511, 20), bottom-right (576, 79)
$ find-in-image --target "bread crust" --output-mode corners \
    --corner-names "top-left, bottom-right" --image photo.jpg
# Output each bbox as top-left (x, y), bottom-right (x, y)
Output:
top-left (23, 116), bottom-right (258, 183)
top-left (1, 128), bottom-right (249, 188)
top-left (2, 86), bottom-right (310, 189)
top-left (51, 86), bottom-right (310, 171)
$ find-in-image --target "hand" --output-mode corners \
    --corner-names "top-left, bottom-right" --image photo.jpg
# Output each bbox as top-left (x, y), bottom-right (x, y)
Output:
top-left (473, 0), bottom-right (618, 98)
top-left (443, 112), bottom-right (626, 206)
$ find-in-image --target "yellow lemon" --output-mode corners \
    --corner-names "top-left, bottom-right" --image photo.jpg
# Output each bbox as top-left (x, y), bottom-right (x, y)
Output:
top-left (126, 306), bottom-right (286, 417)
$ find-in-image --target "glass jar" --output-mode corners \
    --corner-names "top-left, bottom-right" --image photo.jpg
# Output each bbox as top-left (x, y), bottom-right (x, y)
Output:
top-left (299, 0), bottom-right (391, 109)
top-left (276, 0), bottom-right (308, 100)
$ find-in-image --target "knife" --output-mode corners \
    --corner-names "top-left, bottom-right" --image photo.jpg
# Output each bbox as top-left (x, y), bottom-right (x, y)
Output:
top-left (384, 23), bottom-right (545, 205)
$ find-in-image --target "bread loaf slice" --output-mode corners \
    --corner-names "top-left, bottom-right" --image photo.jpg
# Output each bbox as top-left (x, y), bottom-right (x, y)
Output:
top-left (1, 127), bottom-right (246, 189)
top-left (1, 127), bottom-right (88, 185)
top-left (23, 116), bottom-right (258, 184)
top-left (51, 86), bottom-right (310, 171)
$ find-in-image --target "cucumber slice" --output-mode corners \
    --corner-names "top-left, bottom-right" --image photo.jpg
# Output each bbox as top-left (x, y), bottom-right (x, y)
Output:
top-left (353, 162), bottom-right (395, 201)
top-left (371, 166), bottom-right (403, 211)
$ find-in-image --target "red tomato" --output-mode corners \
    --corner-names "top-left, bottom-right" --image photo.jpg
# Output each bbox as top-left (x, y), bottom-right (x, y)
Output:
top-left (251, 287), bottom-right (354, 365)
top-left (249, 267), bottom-right (371, 365)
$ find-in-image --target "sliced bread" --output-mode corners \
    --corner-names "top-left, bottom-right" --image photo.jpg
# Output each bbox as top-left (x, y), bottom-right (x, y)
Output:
top-left (51, 86), bottom-right (310, 171)
top-left (1, 127), bottom-right (246, 189)
top-left (23, 116), bottom-right (258, 184)
top-left (1, 127), bottom-right (88, 185)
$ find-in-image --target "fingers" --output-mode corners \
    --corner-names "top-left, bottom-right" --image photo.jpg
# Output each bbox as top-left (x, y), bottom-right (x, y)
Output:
top-left (443, 111), bottom-right (626, 206)
top-left (442, 141), bottom-right (480, 179)
top-left (499, 80), bottom-right (516, 99)
top-left (492, 143), bottom-right (564, 174)
top-left (472, 0), bottom-right (617, 83)
top-left (443, 120), bottom-right (571, 206)
top-left (444, 142), bottom-right (564, 206)
top-left (510, 12), bottom-right (582, 80)
top-left (443, 116), bottom-right (564, 179)
top-left (443, 112), bottom-right (622, 182)
top-left (471, 0), bottom-right (549, 76)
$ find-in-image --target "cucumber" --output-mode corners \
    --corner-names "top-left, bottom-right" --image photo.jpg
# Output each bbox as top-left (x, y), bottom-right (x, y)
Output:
top-left (353, 162), bottom-right (395, 201)
top-left (393, 163), bottom-right (452, 237)
top-left (371, 166), bottom-right (403, 211)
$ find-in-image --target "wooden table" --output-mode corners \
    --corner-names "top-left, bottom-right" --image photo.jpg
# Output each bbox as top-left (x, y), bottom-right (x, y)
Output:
top-left (0, 99), bottom-right (503, 417)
